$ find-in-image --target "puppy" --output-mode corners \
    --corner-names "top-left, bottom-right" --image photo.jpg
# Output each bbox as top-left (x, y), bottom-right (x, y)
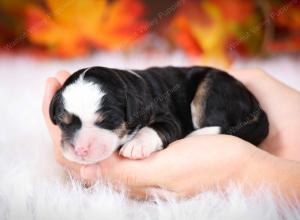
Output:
top-left (50, 66), bottom-right (269, 164)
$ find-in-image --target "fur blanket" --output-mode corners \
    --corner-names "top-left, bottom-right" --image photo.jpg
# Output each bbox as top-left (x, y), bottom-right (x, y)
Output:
top-left (0, 53), bottom-right (300, 220)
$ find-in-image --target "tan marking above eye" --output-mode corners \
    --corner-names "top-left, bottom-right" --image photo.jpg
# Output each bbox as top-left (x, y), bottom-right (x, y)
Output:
top-left (61, 113), bottom-right (72, 125)
top-left (114, 123), bottom-right (127, 137)
top-left (95, 114), bottom-right (104, 124)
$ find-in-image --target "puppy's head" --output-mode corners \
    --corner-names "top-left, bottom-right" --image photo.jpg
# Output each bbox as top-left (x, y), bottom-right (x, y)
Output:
top-left (49, 67), bottom-right (133, 164)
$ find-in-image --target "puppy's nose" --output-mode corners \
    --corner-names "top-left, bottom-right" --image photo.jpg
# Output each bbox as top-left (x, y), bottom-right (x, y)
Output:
top-left (74, 146), bottom-right (89, 157)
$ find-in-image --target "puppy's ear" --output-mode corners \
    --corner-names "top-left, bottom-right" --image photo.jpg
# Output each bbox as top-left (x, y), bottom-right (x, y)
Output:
top-left (125, 91), bottom-right (148, 127)
top-left (49, 90), bottom-right (63, 125)
top-left (125, 93), bottom-right (137, 124)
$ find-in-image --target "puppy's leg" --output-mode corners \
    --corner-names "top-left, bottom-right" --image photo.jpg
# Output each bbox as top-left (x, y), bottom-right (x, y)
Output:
top-left (120, 116), bottom-right (182, 159)
top-left (187, 126), bottom-right (221, 137)
top-left (120, 127), bottom-right (163, 159)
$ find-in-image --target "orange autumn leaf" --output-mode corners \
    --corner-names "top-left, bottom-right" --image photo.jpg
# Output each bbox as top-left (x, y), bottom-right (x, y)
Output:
top-left (170, 15), bottom-right (203, 56)
top-left (167, 1), bottom-right (232, 65)
top-left (166, 0), bottom-right (263, 66)
top-left (25, 0), bottom-right (147, 57)
top-left (211, 0), bottom-right (255, 23)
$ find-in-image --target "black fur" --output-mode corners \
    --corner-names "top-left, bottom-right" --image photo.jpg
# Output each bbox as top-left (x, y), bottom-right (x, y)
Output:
top-left (50, 66), bottom-right (269, 148)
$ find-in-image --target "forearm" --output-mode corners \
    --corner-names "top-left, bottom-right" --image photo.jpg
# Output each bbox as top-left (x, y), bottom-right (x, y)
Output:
top-left (245, 151), bottom-right (300, 199)
top-left (229, 69), bottom-right (300, 161)
top-left (154, 136), bottom-right (300, 200)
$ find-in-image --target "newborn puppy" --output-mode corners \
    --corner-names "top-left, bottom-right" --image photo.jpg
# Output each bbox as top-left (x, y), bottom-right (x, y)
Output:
top-left (50, 66), bottom-right (269, 164)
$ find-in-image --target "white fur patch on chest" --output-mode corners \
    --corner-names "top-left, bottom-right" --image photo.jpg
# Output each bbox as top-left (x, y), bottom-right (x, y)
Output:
top-left (62, 75), bottom-right (105, 124)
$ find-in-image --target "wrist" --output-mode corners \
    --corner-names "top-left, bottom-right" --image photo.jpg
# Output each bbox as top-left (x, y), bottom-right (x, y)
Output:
top-left (241, 148), bottom-right (276, 186)
top-left (241, 148), bottom-right (300, 199)
top-left (229, 68), bottom-right (267, 89)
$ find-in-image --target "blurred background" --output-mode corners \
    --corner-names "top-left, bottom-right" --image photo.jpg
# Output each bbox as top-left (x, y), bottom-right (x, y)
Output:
top-left (1, 0), bottom-right (300, 62)
top-left (0, 0), bottom-right (300, 88)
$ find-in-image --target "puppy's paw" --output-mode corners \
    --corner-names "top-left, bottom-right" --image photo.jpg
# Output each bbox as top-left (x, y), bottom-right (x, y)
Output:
top-left (119, 127), bottom-right (163, 159)
top-left (120, 138), bottom-right (152, 159)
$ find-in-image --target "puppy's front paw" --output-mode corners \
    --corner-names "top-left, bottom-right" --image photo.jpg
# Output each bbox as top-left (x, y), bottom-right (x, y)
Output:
top-left (120, 139), bottom-right (153, 159)
top-left (119, 127), bottom-right (163, 159)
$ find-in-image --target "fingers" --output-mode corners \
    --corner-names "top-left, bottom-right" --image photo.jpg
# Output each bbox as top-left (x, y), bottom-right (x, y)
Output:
top-left (42, 70), bottom-right (70, 125)
top-left (104, 153), bottom-right (161, 187)
top-left (42, 78), bottom-right (60, 117)
top-left (80, 165), bottom-right (100, 185)
top-left (42, 77), bottom-right (65, 163)
top-left (42, 77), bottom-right (61, 133)
top-left (79, 162), bottom-right (173, 201)
top-left (56, 70), bottom-right (70, 85)
top-left (79, 153), bottom-right (161, 190)
top-left (42, 71), bottom-right (82, 175)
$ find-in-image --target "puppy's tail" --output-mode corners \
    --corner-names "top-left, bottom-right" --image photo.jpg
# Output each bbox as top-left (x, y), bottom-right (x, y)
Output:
top-left (224, 107), bottom-right (269, 146)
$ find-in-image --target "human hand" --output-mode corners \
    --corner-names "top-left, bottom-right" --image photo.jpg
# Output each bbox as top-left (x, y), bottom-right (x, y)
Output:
top-left (42, 71), bottom-right (162, 198)
top-left (229, 69), bottom-right (300, 161)
top-left (42, 68), bottom-right (300, 199)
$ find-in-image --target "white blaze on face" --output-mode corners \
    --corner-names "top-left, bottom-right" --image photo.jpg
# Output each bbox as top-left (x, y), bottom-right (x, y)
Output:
top-left (61, 74), bottom-right (121, 164)
top-left (63, 75), bottom-right (104, 124)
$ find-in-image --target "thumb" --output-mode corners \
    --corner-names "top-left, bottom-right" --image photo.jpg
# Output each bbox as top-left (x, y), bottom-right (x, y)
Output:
top-left (80, 165), bottom-right (101, 186)
top-left (80, 153), bottom-right (160, 188)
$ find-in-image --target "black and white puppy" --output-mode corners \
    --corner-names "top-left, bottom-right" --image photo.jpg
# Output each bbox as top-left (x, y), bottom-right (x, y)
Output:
top-left (50, 66), bottom-right (269, 164)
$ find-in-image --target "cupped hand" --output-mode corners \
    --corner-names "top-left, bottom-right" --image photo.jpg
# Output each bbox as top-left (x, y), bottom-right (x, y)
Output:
top-left (229, 69), bottom-right (300, 160)
top-left (42, 69), bottom-right (300, 199)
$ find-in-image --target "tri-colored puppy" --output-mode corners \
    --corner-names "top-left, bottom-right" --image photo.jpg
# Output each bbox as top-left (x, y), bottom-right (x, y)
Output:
top-left (50, 66), bottom-right (269, 164)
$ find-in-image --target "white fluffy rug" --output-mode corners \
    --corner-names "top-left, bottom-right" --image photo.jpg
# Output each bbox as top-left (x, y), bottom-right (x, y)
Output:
top-left (0, 52), bottom-right (300, 220)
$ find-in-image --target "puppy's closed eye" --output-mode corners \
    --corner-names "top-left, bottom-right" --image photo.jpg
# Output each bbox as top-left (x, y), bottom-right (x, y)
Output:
top-left (95, 115), bottom-right (122, 130)
top-left (58, 112), bottom-right (81, 129)
top-left (60, 112), bottom-right (73, 125)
